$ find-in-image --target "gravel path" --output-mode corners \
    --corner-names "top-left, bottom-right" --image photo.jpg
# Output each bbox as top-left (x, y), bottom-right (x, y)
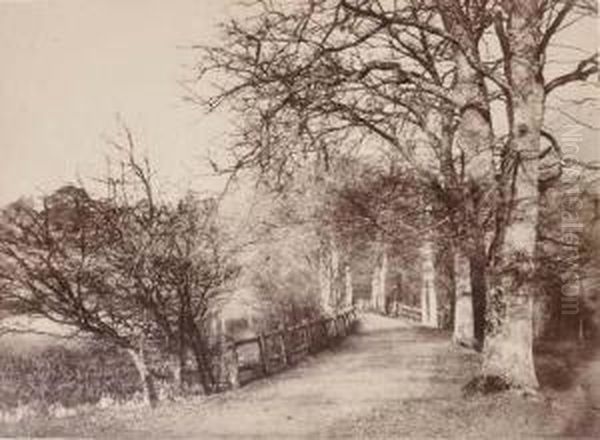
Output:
top-left (85, 314), bottom-right (457, 439)
top-left (20, 313), bottom-right (594, 439)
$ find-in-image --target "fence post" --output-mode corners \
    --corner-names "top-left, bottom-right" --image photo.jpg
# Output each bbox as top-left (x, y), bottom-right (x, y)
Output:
top-left (342, 312), bottom-right (349, 334)
top-left (279, 331), bottom-right (288, 366)
top-left (301, 324), bottom-right (308, 358)
top-left (337, 314), bottom-right (345, 337)
top-left (258, 333), bottom-right (269, 376)
top-left (321, 319), bottom-right (330, 347)
top-left (307, 321), bottom-right (316, 352)
top-left (222, 340), bottom-right (239, 390)
top-left (331, 317), bottom-right (338, 339)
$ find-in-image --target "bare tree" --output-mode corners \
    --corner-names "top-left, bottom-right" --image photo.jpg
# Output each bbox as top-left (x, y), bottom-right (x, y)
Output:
top-left (0, 131), bottom-right (239, 403)
top-left (101, 130), bottom-right (240, 395)
top-left (0, 185), bottom-right (165, 404)
top-left (194, 0), bottom-right (597, 389)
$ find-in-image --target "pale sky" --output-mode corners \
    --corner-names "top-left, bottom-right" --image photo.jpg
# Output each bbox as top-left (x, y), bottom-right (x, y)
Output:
top-left (0, 1), bottom-right (598, 206)
top-left (0, 0), bottom-right (237, 206)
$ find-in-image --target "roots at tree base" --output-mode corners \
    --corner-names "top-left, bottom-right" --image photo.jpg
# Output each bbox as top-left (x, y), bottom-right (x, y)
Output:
top-left (465, 295), bottom-right (539, 394)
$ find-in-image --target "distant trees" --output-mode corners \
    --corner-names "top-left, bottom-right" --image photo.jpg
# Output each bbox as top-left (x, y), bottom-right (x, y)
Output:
top-left (195, 0), bottom-right (598, 389)
top-left (248, 225), bottom-right (324, 327)
top-left (241, 165), bottom-right (349, 319)
top-left (324, 160), bottom-right (431, 310)
top-left (0, 134), bottom-right (238, 405)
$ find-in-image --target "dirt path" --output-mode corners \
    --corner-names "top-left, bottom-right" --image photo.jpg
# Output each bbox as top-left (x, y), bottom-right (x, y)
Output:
top-left (22, 313), bottom-right (595, 439)
top-left (69, 314), bottom-right (460, 439)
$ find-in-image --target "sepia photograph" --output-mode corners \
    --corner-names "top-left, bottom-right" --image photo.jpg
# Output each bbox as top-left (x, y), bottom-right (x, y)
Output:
top-left (0, 0), bottom-right (599, 438)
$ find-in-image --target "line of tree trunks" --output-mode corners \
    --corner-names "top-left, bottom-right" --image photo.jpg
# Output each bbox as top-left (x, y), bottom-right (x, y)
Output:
top-left (438, 0), bottom-right (493, 350)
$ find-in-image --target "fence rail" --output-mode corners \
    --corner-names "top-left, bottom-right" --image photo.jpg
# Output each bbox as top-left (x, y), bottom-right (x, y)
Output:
top-left (395, 304), bottom-right (422, 322)
top-left (355, 300), bottom-right (444, 326)
top-left (216, 306), bottom-right (359, 390)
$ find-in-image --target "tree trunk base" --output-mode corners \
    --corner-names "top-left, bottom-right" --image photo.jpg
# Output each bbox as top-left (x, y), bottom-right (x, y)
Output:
top-left (463, 375), bottom-right (511, 396)
top-left (482, 296), bottom-right (539, 391)
top-left (453, 294), bottom-right (475, 348)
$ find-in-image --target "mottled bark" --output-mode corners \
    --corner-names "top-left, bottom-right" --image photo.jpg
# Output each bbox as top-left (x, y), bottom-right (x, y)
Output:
top-left (482, 0), bottom-right (544, 390)
top-left (439, 0), bottom-right (493, 345)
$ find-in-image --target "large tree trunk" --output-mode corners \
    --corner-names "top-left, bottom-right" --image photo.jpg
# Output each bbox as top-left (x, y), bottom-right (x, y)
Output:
top-left (482, 0), bottom-right (544, 390)
top-left (483, 293), bottom-right (539, 390)
top-left (439, 0), bottom-right (493, 346)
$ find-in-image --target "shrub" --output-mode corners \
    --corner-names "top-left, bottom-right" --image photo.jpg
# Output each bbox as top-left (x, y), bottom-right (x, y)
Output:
top-left (0, 342), bottom-right (140, 414)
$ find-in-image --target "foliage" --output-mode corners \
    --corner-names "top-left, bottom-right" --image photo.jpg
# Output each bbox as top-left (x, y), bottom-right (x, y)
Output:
top-left (249, 225), bottom-right (323, 328)
top-left (0, 343), bottom-right (139, 414)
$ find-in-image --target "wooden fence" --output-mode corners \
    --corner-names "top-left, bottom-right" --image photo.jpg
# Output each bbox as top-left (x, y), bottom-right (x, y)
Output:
top-left (353, 300), bottom-right (448, 328)
top-left (391, 302), bottom-right (446, 327)
top-left (394, 303), bottom-right (422, 322)
top-left (355, 300), bottom-right (423, 323)
top-left (216, 306), bottom-right (359, 390)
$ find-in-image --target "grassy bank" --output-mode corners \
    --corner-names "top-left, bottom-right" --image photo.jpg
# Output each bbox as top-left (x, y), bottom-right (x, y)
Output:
top-left (0, 317), bottom-right (596, 438)
top-left (0, 343), bottom-right (142, 423)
